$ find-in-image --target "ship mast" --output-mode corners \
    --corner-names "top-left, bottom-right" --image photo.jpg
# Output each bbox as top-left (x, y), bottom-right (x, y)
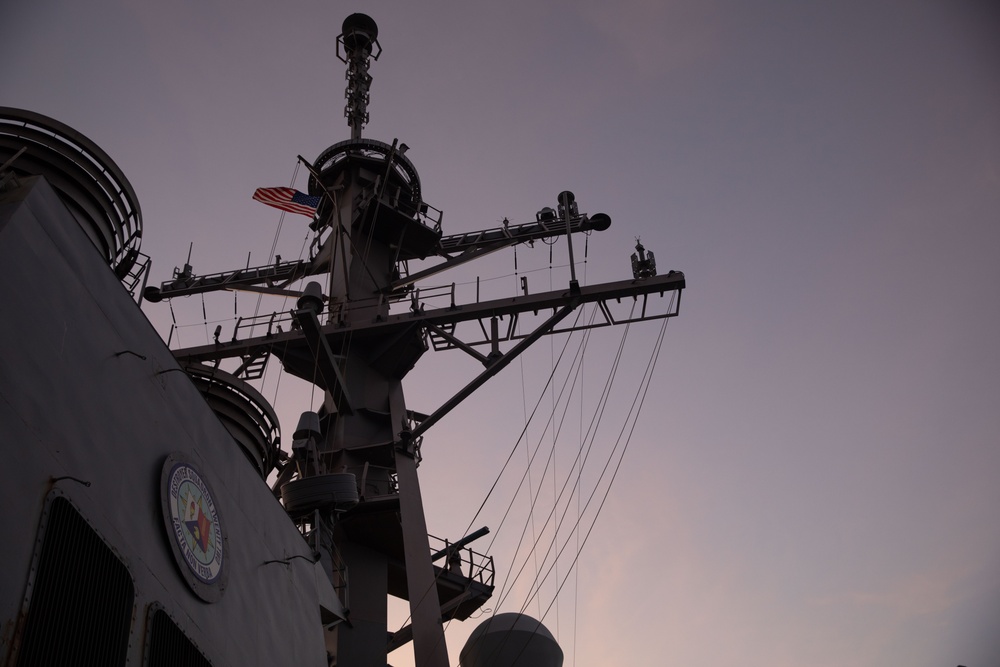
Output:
top-left (339, 13), bottom-right (379, 142)
top-left (146, 13), bottom-right (684, 667)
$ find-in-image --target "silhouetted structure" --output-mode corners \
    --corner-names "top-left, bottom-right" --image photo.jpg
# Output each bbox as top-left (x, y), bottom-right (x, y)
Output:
top-left (0, 13), bottom-right (684, 667)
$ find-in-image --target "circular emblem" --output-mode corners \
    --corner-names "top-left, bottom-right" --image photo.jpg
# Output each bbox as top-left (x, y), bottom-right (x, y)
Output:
top-left (161, 454), bottom-right (227, 602)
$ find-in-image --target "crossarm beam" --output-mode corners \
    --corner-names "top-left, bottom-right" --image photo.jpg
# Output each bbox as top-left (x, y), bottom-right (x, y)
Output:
top-left (408, 300), bottom-right (579, 441)
top-left (144, 258), bottom-right (313, 302)
top-left (391, 212), bottom-right (611, 292)
top-left (170, 271), bottom-right (685, 365)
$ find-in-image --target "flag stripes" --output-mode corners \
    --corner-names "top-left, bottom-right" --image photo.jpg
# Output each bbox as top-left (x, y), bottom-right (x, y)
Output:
top-left (252, 187), bottom-right (320, 217)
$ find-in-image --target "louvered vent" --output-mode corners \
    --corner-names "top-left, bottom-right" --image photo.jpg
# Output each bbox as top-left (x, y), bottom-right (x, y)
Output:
top-left (16, 496), bottom-right (135, 666)
top-left (145, 607), bottom-right (212, 667)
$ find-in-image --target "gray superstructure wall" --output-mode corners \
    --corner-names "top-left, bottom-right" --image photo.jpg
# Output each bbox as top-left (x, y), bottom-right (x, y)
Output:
top-left (0, 175), bottom-right (342, 666)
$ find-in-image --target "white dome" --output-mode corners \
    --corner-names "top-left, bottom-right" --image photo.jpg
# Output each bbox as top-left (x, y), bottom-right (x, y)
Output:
top-left (459, 613), bottom-right (563, 667)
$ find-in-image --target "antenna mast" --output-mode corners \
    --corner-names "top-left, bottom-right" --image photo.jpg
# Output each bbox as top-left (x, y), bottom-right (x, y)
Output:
top-left (337, 13), bottom-right (381, 141)
top-left (142, 13), bottom-right (685, 667)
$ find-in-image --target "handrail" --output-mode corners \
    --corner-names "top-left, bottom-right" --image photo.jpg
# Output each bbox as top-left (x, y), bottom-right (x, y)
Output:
top-left (0, 107), bottom-right (143, 278)
top-left (427, 534), bottom-right (495, 587)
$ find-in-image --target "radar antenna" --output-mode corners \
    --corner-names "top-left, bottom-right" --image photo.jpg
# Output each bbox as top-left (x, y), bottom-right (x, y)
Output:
top-left (631, 237), bottom-right (657, 279)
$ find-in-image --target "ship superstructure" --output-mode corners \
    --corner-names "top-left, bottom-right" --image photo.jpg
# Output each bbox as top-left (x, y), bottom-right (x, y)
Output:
top-left (0, 13), bottom-right (683, 667)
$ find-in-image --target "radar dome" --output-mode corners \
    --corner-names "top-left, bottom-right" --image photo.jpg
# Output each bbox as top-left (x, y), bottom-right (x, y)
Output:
top-left (459, 613), bottom-right (563, 667)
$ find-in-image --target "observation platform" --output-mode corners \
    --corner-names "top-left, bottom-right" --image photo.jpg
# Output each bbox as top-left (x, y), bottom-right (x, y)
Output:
top-left (0, 107), bottom-right (144, 283)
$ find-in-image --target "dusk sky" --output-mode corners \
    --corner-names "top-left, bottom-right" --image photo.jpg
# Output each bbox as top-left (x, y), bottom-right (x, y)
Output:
top-left (3, 1), bottom-right (999, 665)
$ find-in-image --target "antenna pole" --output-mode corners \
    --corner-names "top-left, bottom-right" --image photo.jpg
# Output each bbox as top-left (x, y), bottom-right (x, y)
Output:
top-left (560, 191), bottom-right (581, 294)
top-left (337, 14), bottom-right (380, 141)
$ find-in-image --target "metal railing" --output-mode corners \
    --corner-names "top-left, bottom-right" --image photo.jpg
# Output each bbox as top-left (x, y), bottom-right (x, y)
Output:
top-left (428, 534), bottom-right (495, 588)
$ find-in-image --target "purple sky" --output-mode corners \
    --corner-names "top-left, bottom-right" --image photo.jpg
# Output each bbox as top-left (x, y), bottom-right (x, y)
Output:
top-left (3, 1), bottom-right (999, 665)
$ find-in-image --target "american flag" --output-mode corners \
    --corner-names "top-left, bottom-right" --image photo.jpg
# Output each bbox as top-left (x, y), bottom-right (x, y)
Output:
top-left (252, 187), bottom-right (321, 218)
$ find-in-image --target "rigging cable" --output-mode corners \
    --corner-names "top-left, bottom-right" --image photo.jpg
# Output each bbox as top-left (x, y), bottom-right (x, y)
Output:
top-left (571, 235), bottom-right (587, 667)
top-left (168, 299), bottom-right (179, 348)
top-left (436, 304), bottom-right (596, 667)
top-left (408, 304), bottom-right (591, 647)
top-left (251, 162), bottom-right (299, 322)
top-left (480, 303), bottom-right (674, 667)
top-left (486, 307), bottom-right (602, 611)
top-left (523, 297), bottom-right (674, 621)
top-left (267, 228), bottom-right (315, 416)
top-left (458, 304), bottom-right (588, 541)
top-left (547, 240), bottom-right (559, 634)
top-left (515, 245), bottom-right (543, 618)
top-left (495, 306), bottom-right (631, 613)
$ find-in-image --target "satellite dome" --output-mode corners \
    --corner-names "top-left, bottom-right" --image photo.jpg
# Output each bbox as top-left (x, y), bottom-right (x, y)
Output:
top-left (459, 613), bottom-right (563, 667)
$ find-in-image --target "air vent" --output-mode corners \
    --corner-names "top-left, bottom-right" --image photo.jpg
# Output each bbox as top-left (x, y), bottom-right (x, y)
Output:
top-left (144, 606), bottom-right (212, 667)
top-left (15, 495), bottom-right (135, 666)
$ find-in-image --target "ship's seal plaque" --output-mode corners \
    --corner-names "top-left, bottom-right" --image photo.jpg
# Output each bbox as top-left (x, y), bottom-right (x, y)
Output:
top-left (160, 454), bottom-right (227, 602)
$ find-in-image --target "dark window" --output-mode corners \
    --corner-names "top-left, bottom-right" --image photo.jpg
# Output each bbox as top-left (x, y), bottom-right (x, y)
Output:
top-left (16, 496), bottom-right (135, 666)
top-left (145, 607), bottom-right (213, 667)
